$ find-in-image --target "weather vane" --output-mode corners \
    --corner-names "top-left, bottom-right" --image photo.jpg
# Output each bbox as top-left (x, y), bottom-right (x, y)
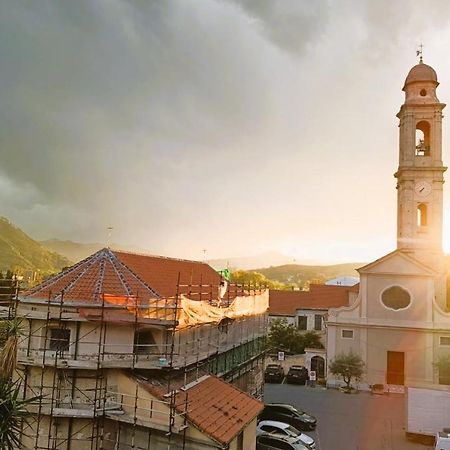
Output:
top-left (416, 43), bottom-right (424, 63)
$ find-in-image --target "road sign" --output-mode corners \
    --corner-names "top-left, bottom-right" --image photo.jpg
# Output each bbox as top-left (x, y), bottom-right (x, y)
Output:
top-left (309, 370), bottom-right (317, 381)
top-left (277, 351), bottom-right (285, 361)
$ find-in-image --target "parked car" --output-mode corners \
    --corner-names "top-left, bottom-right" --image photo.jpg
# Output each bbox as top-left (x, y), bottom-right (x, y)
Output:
top-left (256, 434), bottom-right (311, 450)
top-left (259, 403), bottom-right (317, 431)
top-left (257, 420), bottom-right (316, 449)
top-left (286, 365), bottom-right (309, 385)
top-left (264, 364), bottom-right (285, 383)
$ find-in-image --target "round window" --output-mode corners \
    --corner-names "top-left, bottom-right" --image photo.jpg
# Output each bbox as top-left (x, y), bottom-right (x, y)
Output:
top-left (420, 89), bottom-right (427, 97)
top-left (381, 286), bottom-right (411, 310)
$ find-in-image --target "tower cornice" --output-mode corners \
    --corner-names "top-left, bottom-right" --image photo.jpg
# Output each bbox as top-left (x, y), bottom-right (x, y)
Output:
top-left (397, 102), bottom-right (446, 118)
top-left (394, 167), bottom-right (447, 178)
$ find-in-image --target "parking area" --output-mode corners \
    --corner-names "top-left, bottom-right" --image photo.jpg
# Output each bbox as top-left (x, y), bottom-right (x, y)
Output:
top-left (264, 383), bottom-right (434, 450)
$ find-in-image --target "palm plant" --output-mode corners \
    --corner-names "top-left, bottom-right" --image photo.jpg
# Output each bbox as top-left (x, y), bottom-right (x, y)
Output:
top-left (0, 378), bottom-right (39, 450)
top-left (0, 319), bottom-right (40, 449)
top-left (0, 318), bottom-right (23, 380)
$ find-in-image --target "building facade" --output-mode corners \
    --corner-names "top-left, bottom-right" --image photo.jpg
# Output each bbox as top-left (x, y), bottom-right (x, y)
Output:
top-left (327, 59), bottom-right (450, 389)
top-left (268, 285), bottom-right (354, 378)
top-left (14, 248), bottom-right (268, 449)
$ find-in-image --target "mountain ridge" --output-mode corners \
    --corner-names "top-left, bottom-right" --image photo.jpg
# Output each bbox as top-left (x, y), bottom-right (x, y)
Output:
top-left (0, 217), bottom-right (71, 274)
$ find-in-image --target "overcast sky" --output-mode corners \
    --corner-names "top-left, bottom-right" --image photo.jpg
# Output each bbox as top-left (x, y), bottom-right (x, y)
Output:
top-left (1, 0), bottom-right (450, 263)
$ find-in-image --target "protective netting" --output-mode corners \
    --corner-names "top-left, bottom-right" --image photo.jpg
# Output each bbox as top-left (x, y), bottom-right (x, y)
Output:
top-left (174, 290), bottom-right (269, 328)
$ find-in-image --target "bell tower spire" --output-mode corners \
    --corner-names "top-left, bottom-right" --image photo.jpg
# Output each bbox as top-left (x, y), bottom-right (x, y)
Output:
top-left (395, 59), bottom-right (447, 271)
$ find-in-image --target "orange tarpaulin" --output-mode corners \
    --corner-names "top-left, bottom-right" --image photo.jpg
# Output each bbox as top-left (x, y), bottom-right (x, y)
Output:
top-left (79, 291), bottom-right (269, 327)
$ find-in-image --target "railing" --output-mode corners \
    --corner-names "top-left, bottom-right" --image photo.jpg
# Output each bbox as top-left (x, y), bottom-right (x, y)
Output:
top-left (17, 313), bottom-right (268, 369)
top-left (24, 385), bottom-right (187, 430)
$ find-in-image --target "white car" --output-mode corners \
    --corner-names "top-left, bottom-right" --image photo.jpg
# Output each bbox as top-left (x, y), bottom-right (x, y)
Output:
top-left (257, 420), bottom-right (316, 449)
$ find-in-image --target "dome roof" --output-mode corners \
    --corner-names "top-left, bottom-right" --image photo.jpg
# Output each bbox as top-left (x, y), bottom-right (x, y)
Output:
top-left (404, 62), bottom-right (438, 88)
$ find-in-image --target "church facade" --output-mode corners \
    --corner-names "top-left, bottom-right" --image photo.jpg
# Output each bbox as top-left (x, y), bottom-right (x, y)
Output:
top-left (327, 59), bottom-right (450, 389)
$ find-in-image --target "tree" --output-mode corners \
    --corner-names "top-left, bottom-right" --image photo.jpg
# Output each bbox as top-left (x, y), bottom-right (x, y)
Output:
top-left (267, 319), bottom-right (299, 353)
top-left (231, 270), bottom-right (293, 290)
top-left (302, 331), bottom-right (324, 351)
top-left (267, 319), bottom-right (324, 354)
top-left (329, 351), bottom-right (364, 391)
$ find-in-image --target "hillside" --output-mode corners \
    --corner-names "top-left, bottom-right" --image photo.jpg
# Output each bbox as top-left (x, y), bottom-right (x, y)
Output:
top-left (255, 262), bottom-right (363, 287)
top-left (0, 217), bottom-right (71, 274)
top-left (41, 239), bottom-right (104, 263)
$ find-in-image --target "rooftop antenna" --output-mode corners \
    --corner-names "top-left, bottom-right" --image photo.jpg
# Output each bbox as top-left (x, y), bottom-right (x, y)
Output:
top-left (106, 226), bottom-right (113, 248)
top-left (416, 42), bottom-right (424, 63)
top-left (202, 249), bottom-right (207, 262)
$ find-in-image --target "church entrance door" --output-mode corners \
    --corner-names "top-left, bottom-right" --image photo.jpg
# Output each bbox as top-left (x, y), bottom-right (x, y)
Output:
top-left (386, 351), bottom-right (405, 385)
top-left (311, 356), bottom-right (325, 378)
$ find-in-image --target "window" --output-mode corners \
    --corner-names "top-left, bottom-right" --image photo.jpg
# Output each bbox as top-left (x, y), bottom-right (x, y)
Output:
top-left (297, 316), bottom-right (307, 330)
top-left (314, 314), bottom-right (322, 331)
top-left (49, 328), bottom-right (70, 352)
top-left (415, 120), bottom-right (431, 156)
top-left (439, 366), bottom-right (450, 385)
top-left (381, 286), bottom-right (411, 310)
top-left (342, 329), bottom-right (353, 339)
top-left (417, 203), bottom-right (428, 227)
top-left (440, 337), bottom-right (450, 346)
top-left (134, 330), bottom-right (157, 354)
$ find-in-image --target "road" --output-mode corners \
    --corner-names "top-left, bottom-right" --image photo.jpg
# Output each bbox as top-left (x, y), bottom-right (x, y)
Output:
top-left (264, 383), bottom-right (434, 450)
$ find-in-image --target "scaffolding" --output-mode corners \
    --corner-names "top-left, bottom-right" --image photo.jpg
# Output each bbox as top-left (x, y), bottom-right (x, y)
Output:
top-left (1, 274), bottom-right (268, 450)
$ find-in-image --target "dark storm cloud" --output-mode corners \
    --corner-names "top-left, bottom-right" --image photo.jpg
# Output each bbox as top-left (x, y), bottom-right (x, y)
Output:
top-left (1, 0), bottom-right (450, 260)
top-left (0, 0), bottom-right (301, 248)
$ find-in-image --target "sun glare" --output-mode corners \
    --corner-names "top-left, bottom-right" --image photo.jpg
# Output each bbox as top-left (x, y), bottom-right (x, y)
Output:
top-left (444, 207), bottom-right (450, 253)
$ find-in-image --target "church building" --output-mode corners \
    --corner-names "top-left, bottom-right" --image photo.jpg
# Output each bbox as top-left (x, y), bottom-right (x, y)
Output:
top-left (327, 58), bottom-right (450, 389)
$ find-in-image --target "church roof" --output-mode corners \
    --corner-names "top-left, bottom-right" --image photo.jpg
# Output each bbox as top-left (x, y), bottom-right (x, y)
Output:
top-left (357, 249), bottom-right (437, 276)
top-left (403, 61), bottom-right (438, 89)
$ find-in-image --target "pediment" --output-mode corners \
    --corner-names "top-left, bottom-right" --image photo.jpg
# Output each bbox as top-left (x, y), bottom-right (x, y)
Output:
top-left (358, 250), bottom-right (436, 276)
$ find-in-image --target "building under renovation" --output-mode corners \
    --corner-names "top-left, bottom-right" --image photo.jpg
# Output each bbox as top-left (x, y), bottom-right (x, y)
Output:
top-left (11, 248), bottom-right (268, 449)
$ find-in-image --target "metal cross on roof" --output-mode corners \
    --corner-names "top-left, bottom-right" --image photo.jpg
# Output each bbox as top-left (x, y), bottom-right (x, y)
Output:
top-left (416, 43), bottom-right (424, 63)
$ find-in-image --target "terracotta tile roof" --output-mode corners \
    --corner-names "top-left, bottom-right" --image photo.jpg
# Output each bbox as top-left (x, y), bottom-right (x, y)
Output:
top-left (22, 248), bottom-right (222, 303)
top-left (112, 250), bottom-right (221, 298)
top-left (23, 248), bottom-right (159, 304)
top-left (139, 373), bottom-right (263, 445)
top-left (269, 284), bottom-right (351, 316)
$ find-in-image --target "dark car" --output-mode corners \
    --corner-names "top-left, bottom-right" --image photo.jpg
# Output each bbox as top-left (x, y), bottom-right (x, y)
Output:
top-left (286, 365), bottom-right (309, 385)
top-left (258, 403), bottom-right (317, 431)
top-left (256, 434), bottom-right (311, 449)
top-left (264, 364), bottom-right (285, 383)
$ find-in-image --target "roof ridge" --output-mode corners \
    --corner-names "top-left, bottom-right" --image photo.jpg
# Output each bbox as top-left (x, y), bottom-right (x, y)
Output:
top-left (22, 248), bottom-right (162, 301)
top-left (24, 248), bottom-right (108, 296)
top-left (53, 250), bottom-right (105, 301)
top-left (110, 252), bottom-right (161, 298)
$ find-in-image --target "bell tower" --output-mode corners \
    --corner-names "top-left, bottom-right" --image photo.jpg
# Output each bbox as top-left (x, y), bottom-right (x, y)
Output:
top-left (395, 58), bottom-right (447, 272)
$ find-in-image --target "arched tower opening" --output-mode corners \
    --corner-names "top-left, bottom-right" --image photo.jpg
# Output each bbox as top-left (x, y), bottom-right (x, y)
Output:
top-left (417, 203), bottom-right (428, 227)
top-left (415, 120), bottom-right (430, 156)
